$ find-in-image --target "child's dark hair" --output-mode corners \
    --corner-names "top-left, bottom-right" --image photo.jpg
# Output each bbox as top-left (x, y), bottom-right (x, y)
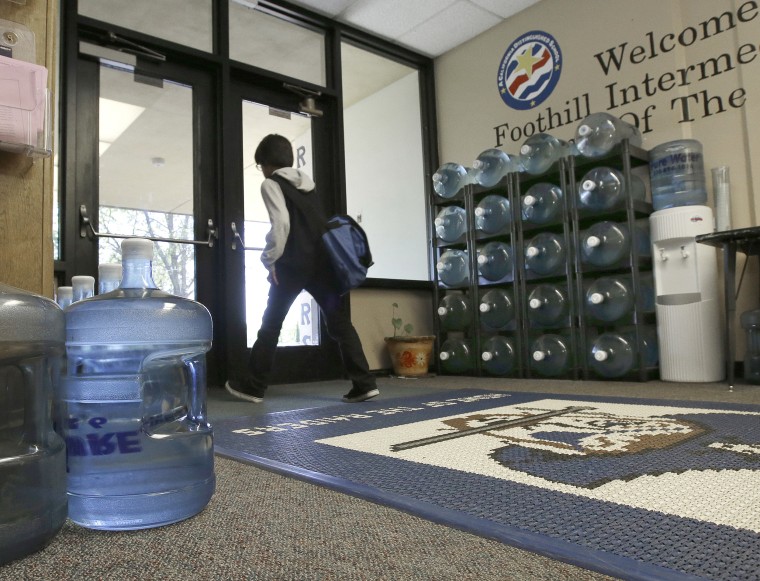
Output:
top-left (254, 134), bottom-right (294, 169)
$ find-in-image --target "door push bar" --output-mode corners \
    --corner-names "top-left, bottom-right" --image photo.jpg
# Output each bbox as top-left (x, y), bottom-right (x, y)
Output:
top-left (79, 204), bottom-right (218, 247)
top-left (230, 222), bottom-right (263, 252)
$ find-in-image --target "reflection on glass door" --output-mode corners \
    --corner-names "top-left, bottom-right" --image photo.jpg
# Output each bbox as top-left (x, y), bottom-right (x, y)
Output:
top-left (241, 100), bottom-right (319, 348)
top-left (97, 64), bottom-right (196, 298)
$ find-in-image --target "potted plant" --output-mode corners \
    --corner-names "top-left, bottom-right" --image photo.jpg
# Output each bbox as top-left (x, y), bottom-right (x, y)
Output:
top-left (384, 302), bottom-right (435, 377)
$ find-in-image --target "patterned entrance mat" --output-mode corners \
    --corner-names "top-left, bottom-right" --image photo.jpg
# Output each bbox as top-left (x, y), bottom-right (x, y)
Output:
top-left (213, 389), bottom-right (760, 581)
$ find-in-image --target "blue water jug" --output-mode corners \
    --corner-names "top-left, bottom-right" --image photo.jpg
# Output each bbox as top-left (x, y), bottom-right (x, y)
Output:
top-left (577, 167), bottom-right (646, 212)
top-left (60, 238), bottom-right (215, 530)
top-left (474, 195), bottom-right (511, 235)
top-left (574, 112), bottom-right (642, 158)
top-left (524, 232), bottom-right (566, 277)
top-left (530, 333), bottom-right (572, 377)
top-left (741, 309), bottom-right (760, 384)
top-left (0, 284), bottom-right (67, 565)
top-left (649, 139), bottom-right (707, 210)
top-left (585, 273), bottom-right (655, 322)
top-left (434, 206), bottom-right (467, 243)
top-left (479, 288), bottom-right (515, 331)
top-left (433, 163), bottom-right (478, 198)
top-left (436, 249), bottom-right (470, 287)
top-left (521, 182), bottom-right (563, 225)
top-left (472, 148), bottom-right (519, 187)
top-left (519, 133), bottom-right (573, 175)
top-left (439, 338), bottom-right (474, 374)
top-left (437, 293), bottom-right (471, 332)
top-left (527, 283), bottom-right (569, 327)
top-left (579, 220), bottom-right (651, 268)
top-left (588, 327), bottom-right (658, 378)
top-left (480, 335), bottom-right (516, 376)
top-left (477, 241), bottom-right (513, 282)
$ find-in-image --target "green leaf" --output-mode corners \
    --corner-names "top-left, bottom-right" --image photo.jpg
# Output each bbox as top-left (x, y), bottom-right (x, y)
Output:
top-left (403, 323), bottom-right (414, 335)
top-left (392, 317), bottom-right (402, 330)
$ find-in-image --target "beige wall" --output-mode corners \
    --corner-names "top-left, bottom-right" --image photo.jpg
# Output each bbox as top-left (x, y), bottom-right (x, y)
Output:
top-left (435, 0), bottom-right (760, 363)
top-left (0, 1), bottom-right (57, 297)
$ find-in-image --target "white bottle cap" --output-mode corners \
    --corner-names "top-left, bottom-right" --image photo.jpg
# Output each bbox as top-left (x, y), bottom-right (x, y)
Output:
top-left (436, 261), bottom-right (447, 271)
top-left (473, 159), bottom-right (485, 169)
top-left (589, 292), bottom-right (605, 304)
top-left (585, 235), bottom-right (601, 248)
top-left (479, 303), bottom-right (491, 313)
top-left (582, 179), bottom-right (597, 191)
top-left (532, 350), bottom-right (546, 361)
top-left (578, 124), bottom-right (592, 137)
top-left (434, 218), bottom-right (444, 226)
top-left (594, 350), bottom-right (609, 362)
top-left (482, 351), bottom-right (493, 362)
top-left (437, 306), bottom-right (447, 316)
top-left (474, 207), bottom-right (485, 216)
top-left (72, 275), bottom-right (95, 289)
top-left (57, 286), bottom-right (72, 299)
top-left (99, 263), bottom-right (122, 280)
top-left (477, 254), bottom-right (488, 265)
top-left (523, 195), bottom-right (537, 207)
top-left (439, 352), bottom-right (450, 361)
top-left (520, 144), bottom-right (533, 156)
top-left (526, 246), bottom-right (540, 258)
top-left (121, 238), bottom-right (154, 260)
top-left (529, 298), bottom-right (542, 309)
top-left (432, 173), bottom-right (443, 182)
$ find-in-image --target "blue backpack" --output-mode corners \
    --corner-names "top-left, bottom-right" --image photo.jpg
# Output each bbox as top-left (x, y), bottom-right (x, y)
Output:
top-left (322, 215), bottom-right (373, 295)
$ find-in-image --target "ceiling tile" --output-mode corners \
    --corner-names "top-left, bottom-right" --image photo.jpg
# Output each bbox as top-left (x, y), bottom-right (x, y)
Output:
top-left (396, 0), bottom-right (502, 57)
top-left (282, 0), bottom-right (356, 18)
top-left (342, 0), bottom-right (458, 40)
top-left (469, 0), bottom-right (541, 19)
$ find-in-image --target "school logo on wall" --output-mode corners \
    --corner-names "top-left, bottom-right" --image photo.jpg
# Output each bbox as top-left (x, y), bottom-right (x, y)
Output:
top-left (497, 30), bottom-right (562, 110)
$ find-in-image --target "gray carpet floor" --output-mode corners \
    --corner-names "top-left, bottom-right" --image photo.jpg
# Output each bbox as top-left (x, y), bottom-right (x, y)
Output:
top-left (2, 375), bottom-right (756, 580)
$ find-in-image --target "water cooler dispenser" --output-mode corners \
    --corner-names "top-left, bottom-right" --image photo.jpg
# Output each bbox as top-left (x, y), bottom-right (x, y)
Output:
top-left (650, 205), bottom-right (724, 381)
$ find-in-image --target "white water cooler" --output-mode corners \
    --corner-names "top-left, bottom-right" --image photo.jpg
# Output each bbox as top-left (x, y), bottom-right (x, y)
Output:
top-left (650, 205), bottom-right (724, 381)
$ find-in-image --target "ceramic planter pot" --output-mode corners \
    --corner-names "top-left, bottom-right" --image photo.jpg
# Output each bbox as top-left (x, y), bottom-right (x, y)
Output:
top-left (384, 335), bottom-right (435, 377)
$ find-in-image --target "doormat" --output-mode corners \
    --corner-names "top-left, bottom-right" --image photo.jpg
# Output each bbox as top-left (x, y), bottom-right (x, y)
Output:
top-left (213, 389), bottom-right (760, 581)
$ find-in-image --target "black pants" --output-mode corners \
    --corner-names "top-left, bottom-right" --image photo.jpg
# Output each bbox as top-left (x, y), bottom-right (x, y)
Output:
top-left (247, 264), bottom-right (376, 391)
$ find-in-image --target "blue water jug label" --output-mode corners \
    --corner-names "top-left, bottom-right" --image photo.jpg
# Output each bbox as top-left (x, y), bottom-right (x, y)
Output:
top-left (65, 415), bottom-right (142, 457)
top-left (649, 151), bottom-right (703, 179)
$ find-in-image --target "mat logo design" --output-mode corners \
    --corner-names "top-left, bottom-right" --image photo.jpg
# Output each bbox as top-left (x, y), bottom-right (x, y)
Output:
top-left (498, 30), bottom-right (562, 110)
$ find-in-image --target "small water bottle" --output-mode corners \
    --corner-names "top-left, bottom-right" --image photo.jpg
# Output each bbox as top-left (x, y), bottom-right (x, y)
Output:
top-left (434, 206), bottom-right (467, 243)
top-left (472, 148), bottom-right (519, 187)
top-left (477, 241), bottom-right (513, 282)
top-left (439, 337), bottom-right (474, 374)
top-left (524, 232), bottom-right (566, 277)
top-left (60, 238), bottom-right (215, 530)
top-left (71, 275), bottom-right (95, 303)
top-left (741, 309), bottom-right (760, 384)
top-left (519, 133), bottom-right (573, 175)
top-left (580, 220), bottom-right (651, 268)
top-left (585, 274), bottom-right (655, 322)
top-left (577, 167), bottom-right (646, 212)
top-left (589, 327), bottom-right (658, 378)
top-left (527, 283), bottom-right (569, 327)
top-left (98, 263), bottom-right (122, 294)
top-left (479, 288), bottom-right (515, 330)
top-left (56, 286), bottom-right (73, 308)
top-left (437, 293), bottom-right (471, 332)
top-left (574, 112), bottom-right (643, 157)
top-left (521, 182), bottom-right (563, 225)
top-left (530, 333), bottom-right (572, 377)
top-left (474, 195), bottom-right (511, 235)
top-left (436, 249), bottom-right (470, 287)
top-left (432, 163), bottom-right (478, 198)
top-left (481, 335), bottom-right (516, 376)
top-left (649, 139), bottom-right (707, 210)
top-left (0, 284), bottom-right (68, 565)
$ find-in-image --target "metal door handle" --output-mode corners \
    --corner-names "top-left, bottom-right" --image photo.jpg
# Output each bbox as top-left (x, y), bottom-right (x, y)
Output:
top-left (230, 222), bottom-right (264, 251)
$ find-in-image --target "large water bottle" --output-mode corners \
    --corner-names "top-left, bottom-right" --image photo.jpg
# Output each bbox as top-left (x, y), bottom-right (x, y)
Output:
top-left (649, 139), bottom-right (707, 210)
top-left (577, 167), bottom-right (646, 212)
top-left (436, 249), bottom-right (470, 287)
top-left (434, 206), bottom-right (467, 243)
top-left (437, 293), bottom-right (471, 332)
top-left (439, 338), bottom-right (474, 374)
top-left (519, 133), bottom-right (573, 175)
top-left (0, 284), bottom-right (67, 565)
top-left (481, 335), bottom-right (516, 376)
top-left (521, 182), bottom-right (563, 225)
top-left (472, 148), bottom-right (519, 187)
top-left (585, 274), bottom-right (655, 322)
top-left (98, 263), bottom-right (122, 294)
top-left (527, 283), bottom-right (569, 327)
top-left (56, 286), bottom-right (73, 309)
top-left (477, 241), bottom-right (513, 282)
top-left (524, 232), bottom-right (566, 277)
top-left (72, 275), bottom-right (95, 303)
top-left (432, 163), bottom-right (478, 198)
top-left (588, 327), bottom-right (658, 378)
top-left (579, 220), bottom-right (651, 268)
top-left (60, 238), bottom-right (215, 530)
top-left (479, 288), bottom-right (515, 331)
top-left (530, 333), bottom-right (572, 377)
top-left (574, 112), bottom-right (643, 157)
top-left (741, 309), bottom-right (760, 384)
top-left (474, 195), bottom-right (511, 235)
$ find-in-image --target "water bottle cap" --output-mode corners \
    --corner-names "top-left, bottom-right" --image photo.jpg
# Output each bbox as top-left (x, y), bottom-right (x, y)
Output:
top-left (477, 254), bottom-right (488, 265)
top-left (436, 261), bottom-right (446, 271)
top-left (57, 286), bottom-right (73, 298)
top-left (526, 246), bottom-right (540, 258)
top-left (72, 275), bottom-right (95, 288)
top-left (523, 195), bottom-right (537, 206)
top-left (481, 351), bottom-right (493, 361)
top-left (529, 298), bottom-right (542, 309)
top-left (121, 238), bottom-right (154, 260)
top-left (434, 218), bottom-right (444, 226)
top-left (578, 124), bottom-right (592, 137)
top-left (585, 235), bottom-right (601, 248)
top-left (437, 306), bottom-right (447, 316)
top-left (479, 303), bottom-right (491, 313)
top-left (439, 352), bottom-right (450, 360)
top-left (99, 263), bottom-right (122, 280)
top-left (532, 350), bottom-right (546, 361)
top-left (589, 292), bottom-right (605, 304)
top-left (520, 144), bottom-right (533, 156)
top-left (432, 172), bottom-right (443, 182)
top-left (473, 159), bottom-right (485, 169)
top-left (594, 350), bottom-right (609, 362)
top-left (474, 207), bottom-right (485, 216)
top-left (582, 179), bottom-right (597, 191)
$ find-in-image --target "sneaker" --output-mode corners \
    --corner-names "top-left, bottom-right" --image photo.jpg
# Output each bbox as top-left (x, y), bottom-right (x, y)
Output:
top-left (342, 386), bottom-right (379, 403)
top-left (225, 379), bottom-right (266, 403)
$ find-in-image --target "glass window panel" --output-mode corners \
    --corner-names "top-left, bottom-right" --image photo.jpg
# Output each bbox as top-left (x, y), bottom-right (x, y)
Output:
top-left (78, 0), bottom-right (213, 53)
top-left (229, 1), bottom-right (326, 87)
